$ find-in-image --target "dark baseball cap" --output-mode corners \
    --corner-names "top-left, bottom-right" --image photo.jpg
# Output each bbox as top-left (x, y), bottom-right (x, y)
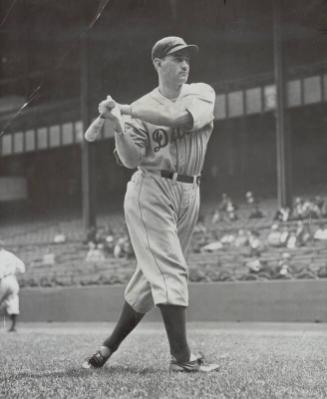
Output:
top-left (151, 36), bottom-right (199, 60)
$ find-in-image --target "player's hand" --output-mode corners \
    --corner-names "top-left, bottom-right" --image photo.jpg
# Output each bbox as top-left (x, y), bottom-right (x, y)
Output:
top-left (98, 95), bottom-right (116, 118)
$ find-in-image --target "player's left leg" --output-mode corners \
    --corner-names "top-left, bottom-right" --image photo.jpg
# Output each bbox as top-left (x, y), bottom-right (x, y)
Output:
top-left (82, 300), bottom-right (144, 369)
top-left (3, 277), bottom-right (20, 333)
top-left (8, 314), bottom-right (17, 332)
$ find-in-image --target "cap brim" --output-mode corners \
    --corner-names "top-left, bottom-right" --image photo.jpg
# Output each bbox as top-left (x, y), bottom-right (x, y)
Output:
top-left (167, 44), bottom-right (199, 57)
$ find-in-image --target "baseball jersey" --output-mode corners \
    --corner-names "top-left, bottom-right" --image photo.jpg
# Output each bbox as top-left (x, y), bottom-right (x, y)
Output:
top-left (115, 83), bottom-right (215, 176)
top-left (0, 249), bottom-right (25, 279)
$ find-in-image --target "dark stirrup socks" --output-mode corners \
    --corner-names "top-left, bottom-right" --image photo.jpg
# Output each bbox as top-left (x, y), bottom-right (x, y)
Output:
top-left (103, 301), bottom-right (144, 352)
top-left (158, 304), bottom-right (191, 363)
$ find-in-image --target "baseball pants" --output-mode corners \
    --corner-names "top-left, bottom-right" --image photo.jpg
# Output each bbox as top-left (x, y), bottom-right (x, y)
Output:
top-left (0, 275), bottom-right (20, 315)
top-left (123, 169), bottom-right (200, 313)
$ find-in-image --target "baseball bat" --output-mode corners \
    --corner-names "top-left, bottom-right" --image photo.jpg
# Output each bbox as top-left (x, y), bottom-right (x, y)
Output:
top-left (84, 95), bottom-right (116, 142)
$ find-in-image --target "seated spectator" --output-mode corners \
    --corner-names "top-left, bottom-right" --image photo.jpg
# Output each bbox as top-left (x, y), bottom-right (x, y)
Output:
top-left (274, 207), bottom-right (290, 222)
top-left (314, 223), bottom-right (327, 240)
top-left (217, 193), bottom-right (238, 222)
top-left (218, 193), bottom-right (230, 213)
top-left (291, 197), bottom-right (305, 220)
top-left (53, 228), bottom-right (66, 244)
top-left (246, 191), bottom-right (264, 219)
top-left (314, 196), bottom-right (327, 218)
top-left (279, 225), bottom-right (290, 247)
top-left (286, 229), bottom-right (297, 249)
top-left (226, 200), bottom-right (238, 221)
top-left (194, 215), bottom-right (207, 235)
top-left (295, 221), bottom-right (311, 246)
top-left (302, 198), bottom-right (321, 219)
top-left (233, 229), bottom-right (248, 248)
top-left (202, 240), bottom-right (223, 252)
top-left (113, 235), bottom-right (134, 259)
top-left (211, 209), bottom-right (222, 224)
top-left (86, 242), bottom-right (106, 262)
top-left (247, 230), bottom-right (263, 256)
top-left (246, 257), bottom-right (263, 273)
top-left (220, 233), bottom-right (235, 246)
top-left (84, 226), bottom-right (97, 246)
top-left (275, 252), bottom-right (292, 279)
top-left (104, 234), bottom-right (115, 255)
top-left (267, 223), bottom-right (282, 247)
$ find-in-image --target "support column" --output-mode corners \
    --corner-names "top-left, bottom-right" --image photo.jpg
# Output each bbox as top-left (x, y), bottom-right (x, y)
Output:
top-left (81, 31), bottom-right (96, 231)
top-left (273, 0), bottom-right (292, 208)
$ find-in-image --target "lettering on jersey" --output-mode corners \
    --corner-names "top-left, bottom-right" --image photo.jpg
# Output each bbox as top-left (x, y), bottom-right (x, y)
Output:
top-left (152, 128), bottom-right (191, 152)
top-left (152, 128), bottom-right (168, 152)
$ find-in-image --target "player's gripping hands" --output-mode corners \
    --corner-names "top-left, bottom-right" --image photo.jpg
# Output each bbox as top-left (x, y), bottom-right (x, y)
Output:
top-left (98, 95), bottom-right (125, 134)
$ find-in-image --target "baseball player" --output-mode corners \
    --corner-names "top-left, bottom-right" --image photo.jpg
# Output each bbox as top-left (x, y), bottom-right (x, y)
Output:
top-left (0, 239), bottom-right (26, 332)
top-left (83, 36), bottom-right (219, 372)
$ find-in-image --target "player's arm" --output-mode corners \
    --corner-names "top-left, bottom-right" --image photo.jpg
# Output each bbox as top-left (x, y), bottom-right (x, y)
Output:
top-left (114, 121), bottom-right (148, 169)
top-left (119, 103), bottom-right (193, 129)
top-left (14, 257), bottom-right (26, 274)
top-left (98, 98), bottom-right (148, 169)
top-left (182, 84), bottom-right (216, 131)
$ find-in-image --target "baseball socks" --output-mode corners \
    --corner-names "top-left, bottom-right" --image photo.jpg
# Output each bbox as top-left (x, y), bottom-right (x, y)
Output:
top-left (8, 315), bottom-right (17, 332)
top-left (83, 301), bottom-right (144, 369)
top-left (158, 304), bottom-right (190, 362)
top-left (102, 301), bottom-right (144, 352)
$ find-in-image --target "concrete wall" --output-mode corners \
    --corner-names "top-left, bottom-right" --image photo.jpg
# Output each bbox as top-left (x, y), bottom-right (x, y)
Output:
top-left (20, 280), bottom-right (327, 323)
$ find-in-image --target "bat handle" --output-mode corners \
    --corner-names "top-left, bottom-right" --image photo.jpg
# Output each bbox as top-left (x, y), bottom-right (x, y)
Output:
top-left (84, 116), bottom-right (105, 142)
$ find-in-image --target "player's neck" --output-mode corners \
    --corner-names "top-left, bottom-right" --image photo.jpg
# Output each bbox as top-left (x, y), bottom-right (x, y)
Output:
top-left (158, 81), bottom-right (183, 100)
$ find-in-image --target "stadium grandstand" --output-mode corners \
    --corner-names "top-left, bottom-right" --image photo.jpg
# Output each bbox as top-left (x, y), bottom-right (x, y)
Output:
top-left (0, 0), bottom-right (327, 287)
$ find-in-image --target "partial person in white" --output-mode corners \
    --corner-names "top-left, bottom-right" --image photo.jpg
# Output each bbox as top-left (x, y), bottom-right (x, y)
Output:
top-left (83, 36), bottom-right (219, 372)
top-left (0, 239), bottom-right (25, 332)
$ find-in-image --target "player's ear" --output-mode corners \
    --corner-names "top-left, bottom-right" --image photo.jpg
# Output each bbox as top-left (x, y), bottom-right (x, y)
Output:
top-left (153, 57), bottom-right (162, 71)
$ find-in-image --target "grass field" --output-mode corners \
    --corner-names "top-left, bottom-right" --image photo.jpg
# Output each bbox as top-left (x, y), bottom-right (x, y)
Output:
top-left (1, 322), bottom-right (327, 399)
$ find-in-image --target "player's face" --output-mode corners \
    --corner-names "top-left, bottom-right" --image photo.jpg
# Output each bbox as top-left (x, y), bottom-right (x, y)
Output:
top-left (158, 52), bottom-right (191, 86)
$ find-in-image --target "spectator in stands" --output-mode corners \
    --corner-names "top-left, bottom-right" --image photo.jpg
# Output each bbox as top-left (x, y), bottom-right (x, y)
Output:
top-left (314, 222), bottom-right (327, 240)
top-left (275, 252), bottom-right (292, 279)
top-left (233, 229), bottom-right (248, 248)
top-left (267, 223), bottom-right (283, 247)
top-left (53, 227), bottom-right (67, 244)
top-left (247, 230), bottom-right (263, 257)
top-left (246, 191), bottom-right (264, 219)
top-left (0, 239), bottom-right (26, 332)
top-left (314, 196), bottom-right (327, 218)
top-left (193, 215), bottom-right (207, 235)
top-left (86, 242), bottom-right (106, 263)
top-left (295, 221), bottom-right (311, 246)
top-left (113, 235), bottom-right (134, 259)
top-left (84, 225), bottom-right (97, 246)
top-left (217, 193), bottom-right (238, 222)
top-left (279, 225), bottom-right (290, 247)
top-left (292, 197), bottom-right (305, 220)
top-left (274, 206), bottom-right (290, 222)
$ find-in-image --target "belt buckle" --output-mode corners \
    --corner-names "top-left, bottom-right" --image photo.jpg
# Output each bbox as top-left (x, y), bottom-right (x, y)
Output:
top-left (195, 176), bottom-right (201, 185)
top-left (172, 172), bottom-right (178, 182)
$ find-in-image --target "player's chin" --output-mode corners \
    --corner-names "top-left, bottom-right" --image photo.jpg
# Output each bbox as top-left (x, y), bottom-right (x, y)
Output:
top-left (178, 75), bottom-right (189, 84)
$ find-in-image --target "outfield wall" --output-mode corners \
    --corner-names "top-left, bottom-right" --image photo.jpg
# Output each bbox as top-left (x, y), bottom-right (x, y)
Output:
top-left (20, 280), bottom-right (327, 323)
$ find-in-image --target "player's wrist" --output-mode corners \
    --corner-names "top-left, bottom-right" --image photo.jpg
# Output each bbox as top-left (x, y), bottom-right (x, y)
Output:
top-left (119, 104), bottom-right (135, 118)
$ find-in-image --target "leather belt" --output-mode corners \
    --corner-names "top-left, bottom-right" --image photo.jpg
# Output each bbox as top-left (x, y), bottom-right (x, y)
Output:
top-left (160, 170), bottom-right (201, 185)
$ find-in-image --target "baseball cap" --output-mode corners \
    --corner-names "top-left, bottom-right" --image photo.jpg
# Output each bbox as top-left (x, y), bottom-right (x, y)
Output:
top-left (151, 36), bottom-right (199, 60)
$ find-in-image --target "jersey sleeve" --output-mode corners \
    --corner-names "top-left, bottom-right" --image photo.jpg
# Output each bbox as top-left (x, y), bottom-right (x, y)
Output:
top-left (184, 83), bottom-right (216, 132)
top-left (114, 115), bottom-right (149, 169)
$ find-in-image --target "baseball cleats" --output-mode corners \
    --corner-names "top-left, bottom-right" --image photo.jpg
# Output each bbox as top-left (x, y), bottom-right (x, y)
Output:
top-left (169, 353), bottom-right (220, 373)
top-left (82, 347), bottom-right (112, 369)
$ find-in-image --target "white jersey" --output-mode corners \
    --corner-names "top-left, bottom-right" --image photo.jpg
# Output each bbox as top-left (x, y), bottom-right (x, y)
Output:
top-left (115, 83), bottom-right (215, 176)
top-left (0, 249), bottom-right (25, 279)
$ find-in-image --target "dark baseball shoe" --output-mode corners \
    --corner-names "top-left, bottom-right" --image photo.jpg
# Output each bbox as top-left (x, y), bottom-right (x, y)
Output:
top-left (82, 348), bottom-right (112, 369)
top-left (170, 353), bottom-right (220, 373)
